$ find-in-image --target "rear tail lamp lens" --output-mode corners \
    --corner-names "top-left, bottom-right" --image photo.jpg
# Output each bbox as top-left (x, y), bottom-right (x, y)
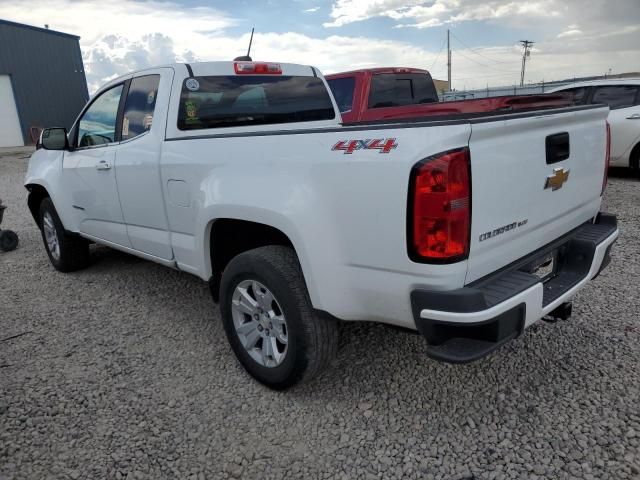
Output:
top-left (408, 148), bottom-right (471, 263)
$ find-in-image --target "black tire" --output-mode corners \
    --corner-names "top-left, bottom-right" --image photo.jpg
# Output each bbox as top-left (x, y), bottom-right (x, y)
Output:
top-left (219, 245), bottom-right (338, 389)
top-left (39, 197), bottom-right (90, 272)
top-left (0, 230), bottom-right (19, 252)
top-left (630, 144), bottom-right (640, 178)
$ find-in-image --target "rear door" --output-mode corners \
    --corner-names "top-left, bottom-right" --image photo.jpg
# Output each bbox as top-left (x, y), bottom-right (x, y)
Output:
top-left (590, 84), bottom-right (640, 166)
top-left (465, 106), bottom-right (609, 283)
top-left (115, 68), bottom-right (174, 260)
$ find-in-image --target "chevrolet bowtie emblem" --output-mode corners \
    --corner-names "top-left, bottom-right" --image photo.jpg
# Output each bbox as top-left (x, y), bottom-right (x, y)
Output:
top-left (544, 167), bottom-right (570, 191)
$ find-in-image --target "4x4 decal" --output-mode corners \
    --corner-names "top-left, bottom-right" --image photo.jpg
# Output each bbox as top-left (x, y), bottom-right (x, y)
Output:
top-left (332, 138), bottom-right (398, 154)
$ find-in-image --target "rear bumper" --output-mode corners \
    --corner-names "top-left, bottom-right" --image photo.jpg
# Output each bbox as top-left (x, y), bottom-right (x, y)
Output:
top-left (411, 213), bottom-right (618, 363)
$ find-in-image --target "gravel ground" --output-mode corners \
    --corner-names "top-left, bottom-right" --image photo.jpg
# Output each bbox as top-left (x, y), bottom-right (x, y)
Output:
top-left (1, 149), bottom-right (639, 480)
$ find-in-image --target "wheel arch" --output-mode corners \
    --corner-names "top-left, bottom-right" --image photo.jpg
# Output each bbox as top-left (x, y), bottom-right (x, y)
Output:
top-left (25, 183), bottom-right (51, 228)
top-left (207, 218), bottom-right (306, 303)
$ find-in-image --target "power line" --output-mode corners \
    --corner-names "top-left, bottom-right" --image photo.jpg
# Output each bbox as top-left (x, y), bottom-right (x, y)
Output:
top-left (451, 47), bottom-right (519, 73)
top-left (453, 70), bottom-right (521, 81)
top-left (449, 31), bottom-right (515, 64)
top-left (429, 36), bottom-right (447, 71)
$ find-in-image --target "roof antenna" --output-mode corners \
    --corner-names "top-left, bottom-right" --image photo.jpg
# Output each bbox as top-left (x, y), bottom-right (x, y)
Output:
top-left (234, 27), bottom-right (254, 61)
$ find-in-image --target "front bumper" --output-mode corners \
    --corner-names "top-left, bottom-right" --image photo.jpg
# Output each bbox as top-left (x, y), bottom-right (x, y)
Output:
top-left (411, 213), bottom-right (618, 363)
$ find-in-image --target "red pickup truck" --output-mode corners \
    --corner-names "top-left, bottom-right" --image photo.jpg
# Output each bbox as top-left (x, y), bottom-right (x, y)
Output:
top-left (325, 67), bottom-right (572, 123)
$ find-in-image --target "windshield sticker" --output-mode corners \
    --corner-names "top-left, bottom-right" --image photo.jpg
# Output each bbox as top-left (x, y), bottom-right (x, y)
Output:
top-left (122, 116), bottom-right (130, 137)
top-left (332, 138), bottom-right (398, 154)
top-left (184, 100), bottom-right (200, 125)
top-left (143, 114), bottom-right (153, 130)
top-left (185, 78), bottom-right (200, 91)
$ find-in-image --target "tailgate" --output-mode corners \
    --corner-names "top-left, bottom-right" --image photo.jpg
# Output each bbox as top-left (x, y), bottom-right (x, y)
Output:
top-left (465, 106), bottom-right (609, 283)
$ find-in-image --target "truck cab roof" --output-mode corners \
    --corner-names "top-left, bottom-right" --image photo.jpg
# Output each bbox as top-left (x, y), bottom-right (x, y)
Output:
top-left (326, 67), bottom-right (428, 78)
top-left (93, 61), bottom-right (323, 98)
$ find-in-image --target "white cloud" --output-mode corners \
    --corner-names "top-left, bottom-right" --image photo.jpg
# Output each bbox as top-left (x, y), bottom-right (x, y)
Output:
top-left (0, 0), bottom-right (236, 91)
top-left (304, 7), bottom-right (320, 12)
top-left (324, 0), bottom-right (562, 28)
top-left (557, 28), bottom-right (582, 38)
top-left (0, 0), bottom-right (637, 93)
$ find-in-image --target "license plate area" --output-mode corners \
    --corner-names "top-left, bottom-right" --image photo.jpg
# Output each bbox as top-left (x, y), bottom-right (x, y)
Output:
top-left (520, 251), bottom-right (558, 282)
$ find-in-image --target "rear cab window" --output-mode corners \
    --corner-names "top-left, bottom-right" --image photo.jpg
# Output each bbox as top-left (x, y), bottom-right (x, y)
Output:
top-left (177, 76), bottom-right (335, 130)
top-left (368, 73), bottom-right (439, 109)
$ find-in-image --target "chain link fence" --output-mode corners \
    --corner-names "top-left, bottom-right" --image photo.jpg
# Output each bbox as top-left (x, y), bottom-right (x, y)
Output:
top-left (440, 73), bottom-right (639, 101)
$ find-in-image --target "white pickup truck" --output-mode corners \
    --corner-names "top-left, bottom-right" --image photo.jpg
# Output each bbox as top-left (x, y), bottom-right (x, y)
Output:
top-left (25, 61), bottom-right (618, 389)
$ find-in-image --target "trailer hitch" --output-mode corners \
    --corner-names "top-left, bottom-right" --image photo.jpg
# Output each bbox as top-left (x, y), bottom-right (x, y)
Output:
top-left (542, 302), bottom-right (573, 323)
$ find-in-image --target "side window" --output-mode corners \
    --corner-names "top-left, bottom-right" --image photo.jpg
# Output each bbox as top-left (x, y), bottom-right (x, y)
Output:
top-left (121, 75), bottom-right (161, 140)
top-left (368, 73), bottom-right (438, 109)
top-left (327, 77), bottom-right (355, 113)
top-left (562, 87), bottom-right (588, 105)
top-left (591, 85), bottom-right (639, 109)
top-left (77, 84), bottom-right (124, 147)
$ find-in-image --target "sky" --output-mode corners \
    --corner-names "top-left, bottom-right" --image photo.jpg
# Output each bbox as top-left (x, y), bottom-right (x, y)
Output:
top-left (1, 0), bottom-right (639, 93)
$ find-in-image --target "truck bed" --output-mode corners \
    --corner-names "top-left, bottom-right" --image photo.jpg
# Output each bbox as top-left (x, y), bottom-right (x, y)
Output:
top-left (340, 103), bottom-right (601, 128)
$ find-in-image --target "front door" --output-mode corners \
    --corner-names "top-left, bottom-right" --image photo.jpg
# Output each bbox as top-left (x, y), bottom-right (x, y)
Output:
top-left (63, 82), bottom-right (131, 247)
top-left (591, 84), bottom-right (640, 166)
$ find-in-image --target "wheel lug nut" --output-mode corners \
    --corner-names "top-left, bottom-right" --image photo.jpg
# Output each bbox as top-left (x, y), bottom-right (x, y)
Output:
top-left (265, 330), bottom-right (270, 335)
top-left (257, 325), bottom-right (263, 331)
top-left (254, 314), bottom-right (259, 320)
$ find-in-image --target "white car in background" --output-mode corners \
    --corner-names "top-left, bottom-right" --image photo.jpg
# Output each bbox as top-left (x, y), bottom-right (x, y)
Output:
top-left (549, 79), bottom-right (640, 174)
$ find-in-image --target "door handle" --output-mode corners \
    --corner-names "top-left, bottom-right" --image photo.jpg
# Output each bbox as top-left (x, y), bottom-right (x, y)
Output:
top-left (627, 114), bottom-right (640, 119)
top-left (96, 160), bottom-right (111, 170)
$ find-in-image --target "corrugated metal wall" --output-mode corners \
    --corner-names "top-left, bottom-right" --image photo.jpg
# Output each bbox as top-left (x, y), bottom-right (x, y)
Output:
top-left (0, 20), bottom-right (89, 144)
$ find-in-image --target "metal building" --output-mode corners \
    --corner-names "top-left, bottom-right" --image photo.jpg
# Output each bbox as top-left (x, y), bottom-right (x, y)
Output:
top-left (0, 19), bottom-right (88, 147)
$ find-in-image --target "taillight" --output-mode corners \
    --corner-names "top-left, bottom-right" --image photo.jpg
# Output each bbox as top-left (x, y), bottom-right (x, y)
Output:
top-left (234, 62), bottom-right (282, 75)
top-left (408, 148), bottom-right (471, 263)
top-left (602, 121), bottom-right (611, 195)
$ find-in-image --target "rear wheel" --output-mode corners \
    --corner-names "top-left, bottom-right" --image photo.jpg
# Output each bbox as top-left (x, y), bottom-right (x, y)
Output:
top-left (39, 198), bottom-right (90, 272)
top-left (219, 245), bottom-right (338, 389)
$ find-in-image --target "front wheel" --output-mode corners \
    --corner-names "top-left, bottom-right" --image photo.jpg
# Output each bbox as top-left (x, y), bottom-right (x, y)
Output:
top-left (39, 198), bottom-right (90, 272)
top-left (219, 246), bottom-right (338, 389)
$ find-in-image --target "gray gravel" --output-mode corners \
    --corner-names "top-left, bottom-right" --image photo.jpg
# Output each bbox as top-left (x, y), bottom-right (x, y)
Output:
top-left (1, 149), bottom-right (639, 480)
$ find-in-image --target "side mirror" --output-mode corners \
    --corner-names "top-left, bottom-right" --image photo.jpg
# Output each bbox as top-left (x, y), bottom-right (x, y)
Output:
top-left (40, 127), bottom-right (69, 151)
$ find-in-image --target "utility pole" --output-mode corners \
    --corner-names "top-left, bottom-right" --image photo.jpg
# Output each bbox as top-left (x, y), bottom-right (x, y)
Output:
top-left (447, 29), bottom-right (452, 91)
top-left (519, 40), bottom-right (533, 87)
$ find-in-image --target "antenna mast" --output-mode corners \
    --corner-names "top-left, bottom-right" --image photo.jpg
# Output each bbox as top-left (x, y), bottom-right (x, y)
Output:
top-left (233, 27), bottom-right (255, 61)
top-left (247, 27), bottom-right (255, 58)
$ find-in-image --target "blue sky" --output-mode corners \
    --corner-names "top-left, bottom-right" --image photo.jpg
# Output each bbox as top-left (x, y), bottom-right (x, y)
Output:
top-left (1, 0), bottom-right (638, 92)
